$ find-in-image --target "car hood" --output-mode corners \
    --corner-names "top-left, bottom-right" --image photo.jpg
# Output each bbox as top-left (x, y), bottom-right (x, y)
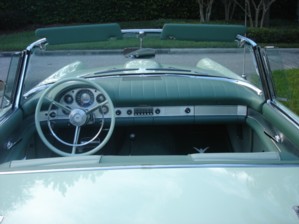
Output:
top-left (1, 165), bottom-right (299, 224)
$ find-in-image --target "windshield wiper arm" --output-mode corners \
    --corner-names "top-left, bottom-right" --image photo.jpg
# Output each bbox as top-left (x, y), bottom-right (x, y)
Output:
top-left (83, 68), bottom-right (139, 78)
top-left (94, 68), bottom-right (139, 75)
top-left (146, 68), bottom-right (191, 72)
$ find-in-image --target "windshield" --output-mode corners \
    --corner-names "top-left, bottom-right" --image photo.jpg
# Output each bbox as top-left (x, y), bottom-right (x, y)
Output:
top-left (0, 53), bottom-right (22, 111)
top-left (23, 39), bottom-right (261, 99)
top-left (264, 47), bottom-right (299, 117)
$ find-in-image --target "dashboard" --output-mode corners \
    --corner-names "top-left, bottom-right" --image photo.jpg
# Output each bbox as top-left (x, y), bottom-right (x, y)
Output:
top-left (38, 87), bottom-right (248, 125)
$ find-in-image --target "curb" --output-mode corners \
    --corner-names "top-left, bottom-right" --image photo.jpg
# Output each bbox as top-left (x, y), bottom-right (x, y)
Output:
top-left (0, 52), bottom-right (15, 57)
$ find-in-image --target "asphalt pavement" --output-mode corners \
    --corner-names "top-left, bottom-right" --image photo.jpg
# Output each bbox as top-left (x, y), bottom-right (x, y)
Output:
top-left (1, 48), bottom-right (299, 82)
top-left (0, 56), bottom-right (10, 81)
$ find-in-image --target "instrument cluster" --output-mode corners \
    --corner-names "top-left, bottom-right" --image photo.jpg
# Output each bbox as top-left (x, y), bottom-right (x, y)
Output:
top-left (59, 88), bottom-right (107, 111)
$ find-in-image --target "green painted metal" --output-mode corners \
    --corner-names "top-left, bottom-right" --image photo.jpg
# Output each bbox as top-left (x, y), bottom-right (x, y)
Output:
top-left (161, 24), bottom-right (247, 42)
top-left (262, 103), bottom-right (299, 147)
top-left (0, 110), bottom-right (23, 148)
top-left (35, 23), bottom-right (122, 45)
top-left (1, 166), bottom-right (299, 223)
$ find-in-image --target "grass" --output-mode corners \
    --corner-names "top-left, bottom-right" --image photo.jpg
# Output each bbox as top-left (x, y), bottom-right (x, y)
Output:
top-left (273, 68), bottom-right (299, 115)
top-left (0, 31), bottom-right (37, 51)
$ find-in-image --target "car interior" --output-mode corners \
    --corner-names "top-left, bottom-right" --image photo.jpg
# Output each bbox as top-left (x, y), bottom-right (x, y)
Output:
top-left (0, 23), bottom-right (299, 167)
top-left (1, 76), bottom-right (298, 165)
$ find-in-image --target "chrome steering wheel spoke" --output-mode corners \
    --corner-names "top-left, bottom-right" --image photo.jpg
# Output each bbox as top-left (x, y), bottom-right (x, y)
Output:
top-left (71, 126), bottom-right (81, 154)
top-left (86, 100), bottom-right (108, 114)
top-left (51, 100), bottom-right (73, 113)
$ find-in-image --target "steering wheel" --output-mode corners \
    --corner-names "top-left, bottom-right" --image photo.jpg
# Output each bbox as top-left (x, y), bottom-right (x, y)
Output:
top-left (35, 78), bottom-right (115, 156)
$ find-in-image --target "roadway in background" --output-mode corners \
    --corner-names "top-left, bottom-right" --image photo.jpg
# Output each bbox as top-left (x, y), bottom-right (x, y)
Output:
top-left (1, 49), bottom-right (299, 82)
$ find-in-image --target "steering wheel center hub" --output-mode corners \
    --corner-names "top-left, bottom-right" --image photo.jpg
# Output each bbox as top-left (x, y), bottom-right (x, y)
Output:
top-left (69, 109), bottom-right (87, 126)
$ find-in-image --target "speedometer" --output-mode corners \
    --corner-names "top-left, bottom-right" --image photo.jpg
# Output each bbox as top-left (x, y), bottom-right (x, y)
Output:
top-left (75, 89), bottom-right (94, 107)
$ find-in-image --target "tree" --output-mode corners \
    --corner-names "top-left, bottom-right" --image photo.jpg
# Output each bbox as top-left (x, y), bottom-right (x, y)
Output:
top-left (221, 0), bottom-right (237, 22)
top-left (234, 0), bottom-right (252, 26)
top-left (260, 0), bottom-right (277, 27)
top-left (234, 0), bottom-right (277, 27)
top-left (196, 0), bottom-right (215, 22)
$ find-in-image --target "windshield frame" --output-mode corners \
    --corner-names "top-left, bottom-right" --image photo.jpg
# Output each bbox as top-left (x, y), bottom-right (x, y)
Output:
top-left (15, 26), bottom-right (276, 111)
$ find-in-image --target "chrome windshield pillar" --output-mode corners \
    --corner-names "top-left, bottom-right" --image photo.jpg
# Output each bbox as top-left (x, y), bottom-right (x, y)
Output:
top-left (14, 38), bottom-right (48, 108)
top-left (236, 35), bottom-right (273, 101)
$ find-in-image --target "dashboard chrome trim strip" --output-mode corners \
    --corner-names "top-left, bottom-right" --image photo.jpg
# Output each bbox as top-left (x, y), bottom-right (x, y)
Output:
top-left (39, 105), bottom-right (247, 121)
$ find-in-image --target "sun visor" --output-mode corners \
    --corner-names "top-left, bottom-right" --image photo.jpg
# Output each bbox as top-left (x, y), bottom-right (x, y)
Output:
top-left (35, 23), bottom-right (123, 45)
top-left (161, 24), bottom-right (246, 42)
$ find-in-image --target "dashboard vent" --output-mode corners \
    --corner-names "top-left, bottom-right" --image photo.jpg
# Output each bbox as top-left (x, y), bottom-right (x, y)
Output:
top-left (134, 107), bottom-right (153, 116)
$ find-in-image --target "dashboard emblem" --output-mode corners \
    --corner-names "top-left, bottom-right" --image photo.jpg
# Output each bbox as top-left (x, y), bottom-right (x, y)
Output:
top-left (193, 146), bottom-right (209, 154)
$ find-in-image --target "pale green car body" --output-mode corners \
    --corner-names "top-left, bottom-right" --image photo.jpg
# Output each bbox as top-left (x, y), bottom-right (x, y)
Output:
top-left (1, 162), bottom-right (299, 224)
top-left (0, 24), bottom-right (299, 223)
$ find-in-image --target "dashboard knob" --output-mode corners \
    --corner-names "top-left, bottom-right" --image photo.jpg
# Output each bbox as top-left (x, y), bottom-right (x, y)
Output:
top-left (185, 107), bottom-right (191, 114)
top-left (99, 105), bottom-right (109, 114)
top-left (49, 111), bottom-right (56, 118)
